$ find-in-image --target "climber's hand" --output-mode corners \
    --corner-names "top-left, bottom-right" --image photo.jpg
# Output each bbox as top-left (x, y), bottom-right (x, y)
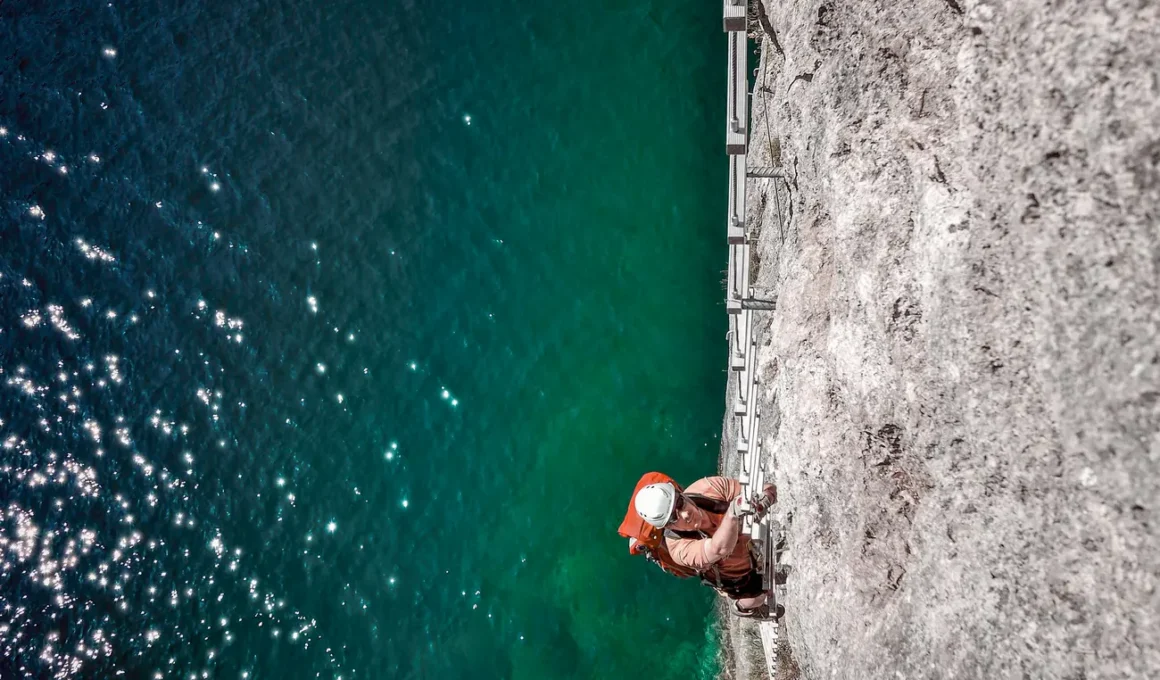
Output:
top-left (730, 495), bottom-right (753, 519)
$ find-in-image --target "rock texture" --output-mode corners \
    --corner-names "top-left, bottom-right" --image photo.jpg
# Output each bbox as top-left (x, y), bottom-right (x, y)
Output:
top-left (734, 0), bottom-right (1160, 677)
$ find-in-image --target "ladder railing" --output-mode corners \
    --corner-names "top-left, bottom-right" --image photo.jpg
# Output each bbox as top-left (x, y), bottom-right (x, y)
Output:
top-left (722, 5), bottom-right (782, 630)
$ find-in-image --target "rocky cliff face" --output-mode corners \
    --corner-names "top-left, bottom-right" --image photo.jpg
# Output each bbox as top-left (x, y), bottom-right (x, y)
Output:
top-left (734, 0), bottom-right (1160, 677)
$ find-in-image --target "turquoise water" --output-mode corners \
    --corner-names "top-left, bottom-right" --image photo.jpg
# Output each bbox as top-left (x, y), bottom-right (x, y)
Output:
top-left (0, 1), bottom-right (727, 678)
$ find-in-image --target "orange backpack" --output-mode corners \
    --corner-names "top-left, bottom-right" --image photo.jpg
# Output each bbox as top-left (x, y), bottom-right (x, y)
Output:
top-left (618, 472), bottom-right (701, 579)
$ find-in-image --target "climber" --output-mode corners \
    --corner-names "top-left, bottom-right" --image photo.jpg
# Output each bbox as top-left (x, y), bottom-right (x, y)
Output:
top-left (619, 473), bottom-right (779, 619)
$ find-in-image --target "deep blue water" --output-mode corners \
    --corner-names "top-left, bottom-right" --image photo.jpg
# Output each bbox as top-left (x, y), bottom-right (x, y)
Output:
top-left (0, 2), bottom-right (727, 678)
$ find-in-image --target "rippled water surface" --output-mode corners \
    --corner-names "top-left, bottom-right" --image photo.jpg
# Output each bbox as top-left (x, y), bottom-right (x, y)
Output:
top-left (0, 1), bottom-right (727, 677)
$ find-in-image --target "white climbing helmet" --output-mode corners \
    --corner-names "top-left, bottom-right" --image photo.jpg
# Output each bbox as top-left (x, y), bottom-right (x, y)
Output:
top-left (635, 482), bottom-right (677, 528)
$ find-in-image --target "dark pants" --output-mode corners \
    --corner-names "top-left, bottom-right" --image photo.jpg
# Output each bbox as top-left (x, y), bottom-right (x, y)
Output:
top-left (715, 567), bottom-right (766, 600)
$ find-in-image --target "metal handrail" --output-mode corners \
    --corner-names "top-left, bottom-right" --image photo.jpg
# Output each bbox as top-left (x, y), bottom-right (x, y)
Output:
top-left (720, 7), bottom-right (783, 637)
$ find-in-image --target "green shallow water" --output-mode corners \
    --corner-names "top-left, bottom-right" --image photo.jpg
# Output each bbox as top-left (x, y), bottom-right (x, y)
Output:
top-left (0, 0), bottom-right (727, 677)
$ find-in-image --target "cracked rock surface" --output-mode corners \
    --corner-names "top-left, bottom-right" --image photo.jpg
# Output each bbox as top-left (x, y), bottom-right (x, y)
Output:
top-left (737, 0), bottom-right (1160, 677)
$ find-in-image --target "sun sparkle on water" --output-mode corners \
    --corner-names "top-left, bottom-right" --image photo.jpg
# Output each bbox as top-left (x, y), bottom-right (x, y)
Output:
top-left (0, 119), bottom-right (367, 679)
